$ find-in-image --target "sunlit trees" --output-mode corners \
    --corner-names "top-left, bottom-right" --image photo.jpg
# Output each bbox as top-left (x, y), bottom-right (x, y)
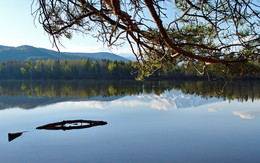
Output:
top-left (33, 0), bottom-right (260, 78)
top-left (0, 59), bottom-right (135, 79)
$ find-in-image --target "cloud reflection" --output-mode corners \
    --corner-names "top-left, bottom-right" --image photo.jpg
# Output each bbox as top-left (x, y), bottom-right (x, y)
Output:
top-left (59, 99), bottom-right (172, 111)
top-left (110, 99), bottom-right (174, 110)
top-left (233, 110), bottom-right (260, 120)
top-left (208, 108), bottom-right (222, 112)
top-left (55, 90), bottom-right (221, 111)
top-left (75, 101), bottom-right (105, 109)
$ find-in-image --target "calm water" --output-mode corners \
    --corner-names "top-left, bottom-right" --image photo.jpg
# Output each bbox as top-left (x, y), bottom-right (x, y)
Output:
top-left (0, 80), bottom-right (259, 163)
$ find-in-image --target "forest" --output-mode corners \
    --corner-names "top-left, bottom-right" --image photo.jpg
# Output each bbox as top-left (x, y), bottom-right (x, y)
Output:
top-left (0, 59), bottom-right (133, 79)
top-left (0, 59), bottom-right (258, 80)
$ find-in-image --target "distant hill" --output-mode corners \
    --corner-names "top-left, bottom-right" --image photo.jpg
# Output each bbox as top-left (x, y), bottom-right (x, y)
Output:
top-left (0, 45), bottom-right (12, 50)
top-left (0, 45), bottom-right (129, 62)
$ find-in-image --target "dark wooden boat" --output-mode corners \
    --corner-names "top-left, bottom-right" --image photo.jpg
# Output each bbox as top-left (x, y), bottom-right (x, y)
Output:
top-left (36, 119), bottom-right (107, 130)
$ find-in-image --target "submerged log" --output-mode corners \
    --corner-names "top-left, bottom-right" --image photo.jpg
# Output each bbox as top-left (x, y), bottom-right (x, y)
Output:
top-left (36, 119), bottom-right (107, 130)
top-left (8, 132), bottom-right (24, 142)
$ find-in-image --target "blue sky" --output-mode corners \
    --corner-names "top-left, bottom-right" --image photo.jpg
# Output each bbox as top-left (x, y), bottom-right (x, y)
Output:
top-left (2, 1), bottom-right (258, 58)
top-left (0, 0), bottom-right (132, 57)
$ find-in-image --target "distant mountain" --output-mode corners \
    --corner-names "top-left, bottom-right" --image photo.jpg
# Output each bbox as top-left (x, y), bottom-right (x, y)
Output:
top-left (0, 45), bottom-right (11, 50)
top-left (64, 52), bottom-right (129, 61)
top-left (126, 56), bottom-right (136, 61)
top-left (0, 45), bottom-right (129, 62)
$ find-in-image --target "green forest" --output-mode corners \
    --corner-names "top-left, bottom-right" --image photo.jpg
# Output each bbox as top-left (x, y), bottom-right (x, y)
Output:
top-left (0, 59), bottom-right (258, 80)
top-left (0, 59), bottom-right (133, 79)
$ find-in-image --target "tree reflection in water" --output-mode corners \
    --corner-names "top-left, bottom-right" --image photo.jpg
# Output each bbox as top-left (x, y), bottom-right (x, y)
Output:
top-left (0, 80), bottom-right (258, 101)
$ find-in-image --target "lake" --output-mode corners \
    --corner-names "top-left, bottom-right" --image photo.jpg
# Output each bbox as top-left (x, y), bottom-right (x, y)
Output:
top-left (0, 80), bottom-right (259, 163)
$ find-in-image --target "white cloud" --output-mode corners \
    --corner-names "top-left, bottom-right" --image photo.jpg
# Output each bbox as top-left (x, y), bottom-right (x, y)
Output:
top-left (55, 98), bottom-right (172, 111)
top-left (208, 108), bottom-right (222, 112)
top-left (73, 101), bottom-right (105, 109)
top-left (150, 99), bottom-right (172, 111)
top-left (233, 110), bottom-right (260, 120)
top-left (55, 101), bottom-right (105, 109)
top-left (111, 100), bottom-right (148, 107)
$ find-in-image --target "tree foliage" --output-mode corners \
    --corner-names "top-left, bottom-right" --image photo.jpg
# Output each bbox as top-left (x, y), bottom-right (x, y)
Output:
top-left (0, 59), bottom-right (134, 79)
top-left (33, 0), bottom-right (260, 78)
top-left (0, 59), bottom-right (258, 80)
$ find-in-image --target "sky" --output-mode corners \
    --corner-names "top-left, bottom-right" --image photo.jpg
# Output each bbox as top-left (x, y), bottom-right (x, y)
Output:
top-left (1, 1), bottom-right (258, 59)
top-left (0, 0), bottom-right (132, 57)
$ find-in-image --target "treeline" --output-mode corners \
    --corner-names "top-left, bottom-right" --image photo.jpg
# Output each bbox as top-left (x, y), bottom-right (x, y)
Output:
top-left (0, 59), bottom-right (258, 80)
top-left (0, 59), bottom-right (134, 79)
top-left (0, 59), bottom-right (205, 80)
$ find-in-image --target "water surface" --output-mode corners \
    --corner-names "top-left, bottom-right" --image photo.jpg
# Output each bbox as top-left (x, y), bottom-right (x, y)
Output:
top-left (0, 80), bottom-right (259, 163)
